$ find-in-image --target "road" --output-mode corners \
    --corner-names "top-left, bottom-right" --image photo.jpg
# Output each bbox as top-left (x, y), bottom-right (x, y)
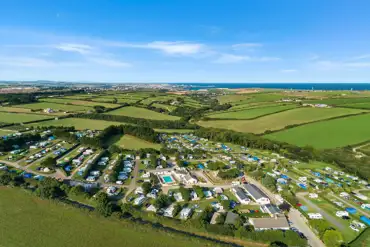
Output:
top-left (329, 192), bottom-right (370, 217)
top-left (288, 208), bottom-right (325, 247)
top-left (122, 157), bottom-right (140, 202)
top-left (297, 193), bottom-right (346, 231)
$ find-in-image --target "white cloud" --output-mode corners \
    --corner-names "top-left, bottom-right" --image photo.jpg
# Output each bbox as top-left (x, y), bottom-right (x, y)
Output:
top-left (0, 56), bottom-right (81, 67)
top-left (351, 54), bottom-right (370, 60)
top-left (55, 43), bottom-right (93, 54)
top-left (213, 54), bottom-right (249, 63)
top-left (281, 69), bottom-right (297, 73)
top-left (345, 62), bottom-right (370, 68)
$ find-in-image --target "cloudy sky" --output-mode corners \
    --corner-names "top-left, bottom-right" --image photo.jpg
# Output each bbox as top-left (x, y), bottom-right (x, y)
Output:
top-left (1, 0), bottom-right (370, 82)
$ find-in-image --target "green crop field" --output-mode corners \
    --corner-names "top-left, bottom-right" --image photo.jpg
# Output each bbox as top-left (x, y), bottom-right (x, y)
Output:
top-left (27, 118), bottom-right (124, 130)
top-left (206, 105), bottom-right (296, 119)
top-left (0, 106), bottom-right (33, 113)
top-left (0, 129), bottom-right (15, 136)
top-left (198, 107), bottom-right (366, 134)
top-left (357, 144), bottom-right (370, 156)
top-left (106, 106), bottom-right (180, 120)
top-left (115, 135), bottom-right (161, 150)
top-left (349, 228), bottom-right (370, 247)
top-left (217, 93), bottom-right (288, 105)
top-left (16, 102), bottom-right (93, 112)
top-left (304, 97), bottom-right (370, 106)
top-left (40, 98), bottom-right (120, 108)
top-left (340, 102), bottom-right (370, 109)
top-left (0, 188), bottom-right (226, 247)
top-left (265, 113), bottom-right (370, 149)
top-left (0, 112), bottom-right (51, 123)
top-left (140, 95), bottom-right (176, 105)
top-left (154, 128), bottom-right (195, 133)
top-left (152, 103), bottom-right (177, 111)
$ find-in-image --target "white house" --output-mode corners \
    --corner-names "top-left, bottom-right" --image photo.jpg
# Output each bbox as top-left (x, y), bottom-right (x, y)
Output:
top-left (164, 205), bottom-right (176, 217)
top-left (309, 193), bottom-right (319, 199)
top-left (134, 195), bottom-right (146, 206)
top-left (232, 187), bottom-right (251, 205)
top-left (179, 207), bottom-right (192, 219)
top-left (146, 204), bottom-right (157, 212)
top-left (191, 191), bottom-right (199, 200)
top-left (340, 192), bottom-right (349, 198)
top-left (243, 184), bottom-right (270, 205)
top-left (354, 194), bottom-right (368, 201)
top-left (308, 213), bottom-right (323, 219)
top-left (174, 192), bottom-right (184, 202)
top-left (336, 211), bottom-right (349, 217)
top-left (135, 187), bottom-right (144, 195)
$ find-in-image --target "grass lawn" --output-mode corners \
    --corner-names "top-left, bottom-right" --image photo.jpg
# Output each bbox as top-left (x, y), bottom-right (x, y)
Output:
top-left (26, 118), bottom-right (124, 130)
top-left (349, 228), bottom-right (370, 247)
top-left (198, 107), bottom-right (366, 134)
top-left (206, 105), bottom-right (296, 119)
top-left (0, 106), bottom-right (33, 113)
top-left (154, 128), bottom-right (195, 133)
top-left (0, 112), bottom-right (52, 123)
top-left (265, 113), bottom-right (370, 149)
top-left (15, 102), bottom-right (93, 112)
top-left (40, 98), bottom-right (120, 108)
top-left (115, 135), bottom-right (161, 150)
top-left (0, 188), bottom-right (227, 247)
top-left (0, 129), bottom-right (15, 136)
top-left (152, 103), bottom-right (177, 111)
top-left (217, 93), bottom-right (287, 105)
top-left (106, 106), bottom-right (180, 120)
top-left (358, 144), bottom-right (370, 156)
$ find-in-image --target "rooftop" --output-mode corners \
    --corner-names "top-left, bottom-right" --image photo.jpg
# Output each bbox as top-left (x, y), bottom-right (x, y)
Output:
top-left (243, 183), bottom-right (269, 200)
top-left (224, 211), bottom-right (239, 225)
top-left (249, 216), bottom-right (289, 229)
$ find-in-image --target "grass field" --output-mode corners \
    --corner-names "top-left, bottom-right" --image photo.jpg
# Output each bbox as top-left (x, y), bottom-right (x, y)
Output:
top-left (340, 102), bottom-right (370, 109)
top-left (107, 106), bottom-right (180, 120)
top-left (349, 228), bottom-right (370, 247)
top-left (115, 135), bottom-right (161, 150)
top-left (217, 93), bottom-right (288, 105)
top-left (0, 112), bottom-right (52, 123)
top-left (15, 102), bottom-right (93, 112)
top-left (265, 113), bottom-right (370, 149)
top-left (0, 129), bottom-right (15, 136)
top-left (198, 107), bottom-right (366, 134)
top-left (27, 118), bottom-right (124, 130)
top-left (152, 103), bottom-right (177, 111)
top-left (358, 144), bottom-right (370, 156)
top-left (206, 105), bottom-right (296, 119)
top-left (154, 129), bottom-right (195, 133)
top-left (304, 97), bottom-right (370, 106)
top-left (0, 106), bottom-right (33, 113)
top-left (0, 188), bottom-right (227, 247)
top-left (40, 98), bottom-right (119, 108)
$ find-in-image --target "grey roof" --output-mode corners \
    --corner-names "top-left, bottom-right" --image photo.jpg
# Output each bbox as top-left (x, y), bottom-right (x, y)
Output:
top-left (263, 204), bottom-right (281, 214)
top-left (250, 216), bottom-right (289, 229)
top-left (234, 187), bottom-right (249, 200)
top-left (224, 212), bottom-right (239, 225)
top-left (243, 183), bottom-right (269, 200)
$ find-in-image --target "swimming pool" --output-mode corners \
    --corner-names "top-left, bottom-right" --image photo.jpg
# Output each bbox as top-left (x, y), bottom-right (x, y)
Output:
top-left (163, 175), bottom-right (174, 183)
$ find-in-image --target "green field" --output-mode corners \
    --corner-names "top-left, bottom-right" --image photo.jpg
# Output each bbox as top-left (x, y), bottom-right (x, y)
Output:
top-left (15, 102), bottom-right (93, 112)
top-left (115, 135), bottom-right (161, 150)
top-left (152, 103), bottom-right (177, 111)
top-left (0, 106), bottom-right (33, 113)
top-left (304, 97), bottom-right (370, 106)
top-left (358, 144), bottom-right (370, 156)
top-left (0, 188), bottom-right (225, 247)
top-left (340, 102), bottom-right (370, 109)
top-left (154, 129), bottom-right (195, 133)
top-left (265, 113), bottom-right (370, 149)
top-left (206, 105), bottom-right (296, 119)
top-left (349, 228), bottom-right (370, 247)
top-left (107, 106), bottom-right (180, 120)
top-left (27, 118), bottom-right (124, 130)
top-left (0, 129), bottom-right (15, 136)
top-left (0, 112), bottom-right (51, 123)
top-left (198, 107), bottom-right (366, 134)
top-left (40, 98), bottom-right (120, 108)
top-left (217, 93), bottom-right (288, 105)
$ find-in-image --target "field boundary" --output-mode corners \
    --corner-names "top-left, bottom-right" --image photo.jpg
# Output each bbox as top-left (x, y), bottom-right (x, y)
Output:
top-left (260, 111), bottom-right (370, 136)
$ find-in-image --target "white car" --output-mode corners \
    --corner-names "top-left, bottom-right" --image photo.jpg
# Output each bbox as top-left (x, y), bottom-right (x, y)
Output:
top-left (350, 224), bottom-right (359, 232)
top-left (116, 180), bottom-right (123, 185)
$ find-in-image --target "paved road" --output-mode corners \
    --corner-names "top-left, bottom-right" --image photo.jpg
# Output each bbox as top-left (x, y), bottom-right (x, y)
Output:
top-left (288, 208), bottom-right (325, 247)
top-left (0, 160), bottom-right (56, 177)
top-left (122, 158), bottom-right (140, 202)
top-left (329, 192), bottom-right (370, 217)
top-left (297, 193), bottom-right (346, 231)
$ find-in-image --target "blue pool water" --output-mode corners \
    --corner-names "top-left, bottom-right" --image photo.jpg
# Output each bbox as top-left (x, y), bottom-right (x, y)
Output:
top-left (163, 175), bottom-right (174, 183)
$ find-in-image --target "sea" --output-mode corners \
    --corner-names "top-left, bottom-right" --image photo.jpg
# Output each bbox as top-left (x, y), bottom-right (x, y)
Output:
top-left (173, 83), bottom-right (370, 91)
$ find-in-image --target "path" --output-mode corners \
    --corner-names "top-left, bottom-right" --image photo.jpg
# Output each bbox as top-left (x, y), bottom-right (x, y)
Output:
top-left (288, 208), bottom-right (325, 247)
top-left (297, 193), bottom-right (346, 231)
top-left (122, 157), bottom-right (140, 202)
top-left (329, 192), bottom-right (370, 218)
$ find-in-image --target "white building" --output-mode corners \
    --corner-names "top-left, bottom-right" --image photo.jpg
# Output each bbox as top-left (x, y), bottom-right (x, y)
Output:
top-left (232, 187), bottom-right (251, 205)
top-left (134, 195), bottom-right (146, 206)
top-left (308, 213), bottom-right (323, 219)
top-left (336, 211), bottom-right (349, 217)
top-left (309, 193), bottom-right (318, 199)
top-left (243, 184), bottom-right (270, 205)
top-left (179, 207), bottom-right (192, 219)
top-left (164, 205), bottom-right (176, 217)
top-left (174, 192), bottom-right (184, 202)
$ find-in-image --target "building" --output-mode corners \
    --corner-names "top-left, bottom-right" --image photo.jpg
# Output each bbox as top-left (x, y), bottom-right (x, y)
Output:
top-left (308, 213), bottom-right (323, 219)
top-left (232, 187), bottom-right (251, 204)
top-left (260, 204), bottom-right (281, 216)
top-left (164, 205), bottom-right (176, 217)
top-left (179, 207), bottom-right (192, 219)
top-left (336, 211), bottom-right (349, 217)
top-left (134, 195), bottom-right (146, 206)
top-left (249, 216), bottom-right (290, 231)
top-left (224, 212), bottom-right (239, 225)
top-left (309, 193), bottom-right (319, 199)
top-left (243, 184), bottom-right (270, 205)
top-left (210, 212), bottom-right (221, 225)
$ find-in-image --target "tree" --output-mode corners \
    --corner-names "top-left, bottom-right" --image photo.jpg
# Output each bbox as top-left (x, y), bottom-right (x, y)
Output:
top-left (112, 97), bottom-right (118, 104)
top-left (35, 177), bottom-right (64, 199)
top-left (215, 213), bottom-right (226, 224)
top-left (262, 175), bottom-right (277, 192)
top-left (207, 161), bottom-right (226, 170)
top-left (221, 200), bottom-right (230, 210)
top-left (93, 105), bottom-right (106, 113)
top-left (193, 186), bottom-right (204, 198)
top-left (108, 144), bottom-right (123, 154)
top-left (278, 202), bottom-right (291, 212)
top-left (322, 230), bottom-right (343, 247)
top-left (179, 186), bottom-right (191, 201)
top-left (0, 173), bottom-right (12, 185)
top-left (69, 185), bottom-right (85, 196)
top-left (41, 157), bottom-right (56, 169)
top-left (96, 202), bottom-right (113, 217)
top-left (154, 194), bottom-right (173, 209)
top-left (142, 182), bottom-right (152, 194)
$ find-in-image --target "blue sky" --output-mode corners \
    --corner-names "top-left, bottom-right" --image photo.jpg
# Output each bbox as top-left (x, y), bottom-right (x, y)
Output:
top-left (1, 0), bottom-right (370, 82)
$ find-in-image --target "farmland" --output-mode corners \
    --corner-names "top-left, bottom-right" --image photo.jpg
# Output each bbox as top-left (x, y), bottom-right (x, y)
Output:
top-left (0, 112), bottom-right (51, 123)
top-left (40, 98), bottom-right (120, 108)
top-left (26, 118), bottom-right (125, 130)
top-left (106, 106), bottom-right (180, 120)
top-left (115, 135), bottom-right (161, 150)
top-left (14, 102), bottom-right (93, 112)
top-left (217, 92), bottom-right (289, 105)
top-left (206, 105), bottom-right (296, 119)
top-left (0, 188), bottom-right (226, 247)
top-left (152, 103), bottom-right (177, 111)
top-left (265, 113), bottom-right (370, 149)
top-left (198, 107), bottom-right (366, 134)
top-left (0, 129), bottom-right (14, 136)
